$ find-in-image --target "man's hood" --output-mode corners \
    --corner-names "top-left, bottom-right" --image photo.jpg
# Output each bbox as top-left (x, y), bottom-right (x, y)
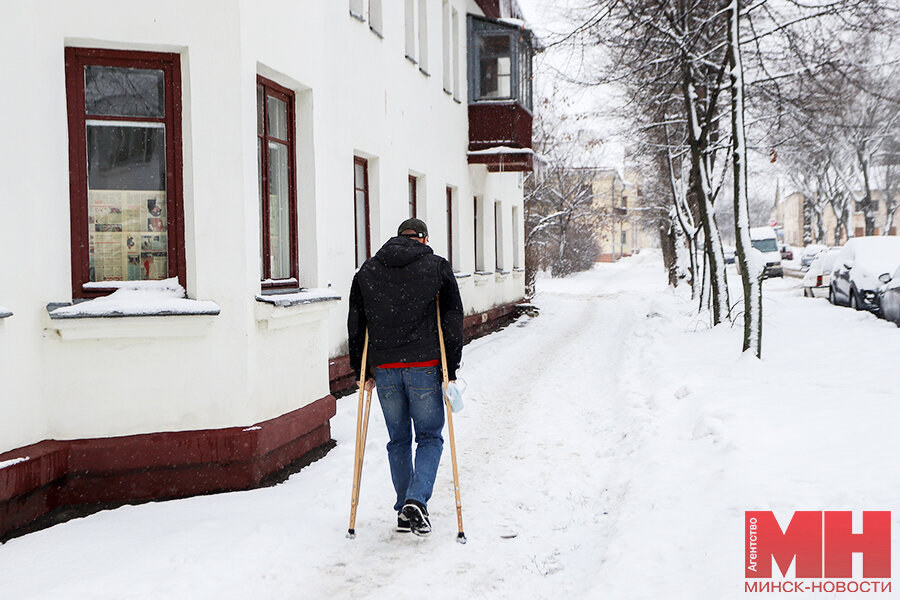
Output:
top-left (374, 236), bottom-right (434, 268)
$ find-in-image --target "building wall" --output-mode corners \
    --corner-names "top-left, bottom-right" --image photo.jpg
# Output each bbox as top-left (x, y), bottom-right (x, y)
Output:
top-left (777, 191), bottom-right (897, 247)
top-left (0, 0), bottom-right (525, 455)
top-left (591, 170), bottom-right (654, 260)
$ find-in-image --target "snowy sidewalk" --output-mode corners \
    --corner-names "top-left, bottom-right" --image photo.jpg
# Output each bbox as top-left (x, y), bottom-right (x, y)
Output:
top-left (2, 252), bottom-right (899, 599)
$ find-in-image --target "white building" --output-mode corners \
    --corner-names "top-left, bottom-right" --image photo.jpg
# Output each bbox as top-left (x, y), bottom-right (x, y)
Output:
top-left (0, 0), bottom-right (533, 539)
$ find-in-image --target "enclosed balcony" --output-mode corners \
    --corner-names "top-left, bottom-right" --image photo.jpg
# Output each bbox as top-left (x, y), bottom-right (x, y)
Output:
top-left (467, 14), bottom-right (534, 172)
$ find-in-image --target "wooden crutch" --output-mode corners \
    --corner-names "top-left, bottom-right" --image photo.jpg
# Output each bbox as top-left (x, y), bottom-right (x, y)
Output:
top-left (347, 330), bottom-right (374, 539)
top-left (436, 296), bottom-right (467, 544)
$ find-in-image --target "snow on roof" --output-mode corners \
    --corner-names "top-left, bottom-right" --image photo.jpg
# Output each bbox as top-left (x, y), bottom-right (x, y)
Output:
top-left (0, 457), bottom-right (28, 470)
top-left (843, 236), bottom-right (900, 277)
top-left (49, 278), bottom-right (220, 319)
top-left (749, 227), bottom-right (776, 239)
top-left (498, 17), bottom-right (527, 28)
top-left (467, 146), bottom-right (535, 155)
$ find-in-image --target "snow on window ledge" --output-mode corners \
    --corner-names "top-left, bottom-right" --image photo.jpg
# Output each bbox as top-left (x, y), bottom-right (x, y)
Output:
top-left (48, 279), bottom-right (220, 320)
top-left (255, 288), bottom-right (341, 331)
top-left (454, 272), bottom-right (472, 279)
top-left (255, 288), bottom-right (340, 308)
top-left (45, 279), bottom-right (219, 341)
top-left (0, 306), bottom-right (11, 319)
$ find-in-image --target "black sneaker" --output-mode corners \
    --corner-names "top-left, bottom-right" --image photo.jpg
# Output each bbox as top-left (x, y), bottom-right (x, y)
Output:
top-left (396, 512), bottom-right (411, 533)
top-left (401, 500), bottom-right (432, 537)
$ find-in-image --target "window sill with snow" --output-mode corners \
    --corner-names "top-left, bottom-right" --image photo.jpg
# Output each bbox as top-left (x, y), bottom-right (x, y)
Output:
top-left (45, 279), bottom-right (220, 341)
top-left (255, 288), bottom-right (341, 331)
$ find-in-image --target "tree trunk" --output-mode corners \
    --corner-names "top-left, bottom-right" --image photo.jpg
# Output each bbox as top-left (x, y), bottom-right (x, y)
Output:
top-left (659, 217), bottom-right (679, 287)
top-left (683, 77), bottom-right (730, 324)
top-left (811, 201), bottom-right (825, 244)
top-left (802, 196), bottom-right (813, 245)
top-left (859, 151), bottom-right (876, 235)
top-left (728, 0), bottom-right (762, 358)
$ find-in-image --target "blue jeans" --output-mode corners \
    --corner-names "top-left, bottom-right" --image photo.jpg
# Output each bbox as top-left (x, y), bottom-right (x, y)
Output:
top-left (374, 366), bottom-right (445, 512)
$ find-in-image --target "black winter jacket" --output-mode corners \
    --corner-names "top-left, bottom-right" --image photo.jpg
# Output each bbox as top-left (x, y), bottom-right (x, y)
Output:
top-left (348, 236), bottom-right (464, 380)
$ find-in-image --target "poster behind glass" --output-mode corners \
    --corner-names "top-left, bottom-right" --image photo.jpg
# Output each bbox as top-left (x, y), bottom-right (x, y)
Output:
top-left (86, 123), bottom-right (168, 282)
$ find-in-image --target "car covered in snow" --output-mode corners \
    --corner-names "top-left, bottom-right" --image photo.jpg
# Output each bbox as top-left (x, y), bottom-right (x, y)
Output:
top-left (749, 227), bottom-right (783, 278)
top-left (799, 244), bottom-right (828, 270)
top-left (829, 236), bottom-right (900, 312)
top-left (801, 247), bottom-right (841, 298)
top-left (878, 265), bottom-right (900, 326)
top-left (723, 246), bottom-right (736, 264)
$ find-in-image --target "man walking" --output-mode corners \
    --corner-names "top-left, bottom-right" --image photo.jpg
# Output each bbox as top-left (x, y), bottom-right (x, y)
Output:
top-left (347, 218), bottom-right (464, 536)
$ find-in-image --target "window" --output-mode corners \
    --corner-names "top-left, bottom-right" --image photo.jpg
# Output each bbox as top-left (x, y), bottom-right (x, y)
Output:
top-left (408, 175), bottom-right (418, 218)
top-left (257, 76), bottom-right (298, 288)
top-left (494, 201), bottom-right (504, 270)
top-left (474, 196), bottom-right (485, 271)
top-left (468, 16), bottom-right (533, 110)
top-left (451, 8), bottom-right (461, 99)
top-left (621, 229), bottom-right (627, 246)
top-left (446, 186), bottom-right (459, 271)
top-left (512, 205), bottom-right (520, 269)
top-left (354, 157), bottom-right (371, 267)
top-left (349, 0), bottom-right (364, 20)
top-left (65, 48), bottom-right (184, 298)
top-left (405, 0), bottom-right (416, 60)
top-left (418, 0), bottom-right (429, 73)
top-left (442, 1), bottom-right (451, 92)
top-left (369, 0), bottom-right (383, 35)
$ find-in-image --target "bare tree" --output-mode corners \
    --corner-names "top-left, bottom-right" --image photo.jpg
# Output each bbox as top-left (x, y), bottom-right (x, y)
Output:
top-left (544, 0), bottom-right (890, 357)
top-left (524, 86), bottom-right (604, 295)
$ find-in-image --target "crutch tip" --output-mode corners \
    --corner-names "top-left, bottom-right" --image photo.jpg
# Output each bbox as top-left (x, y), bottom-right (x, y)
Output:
top-left (456, 532), bottom-right (467, 544)
top-left (346, 529), bottom-right (356, 539)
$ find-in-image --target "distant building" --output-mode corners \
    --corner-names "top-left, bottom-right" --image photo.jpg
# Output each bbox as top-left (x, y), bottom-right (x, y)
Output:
top-left (773, 191), bottom-right (897, 247)
top-left (590, 168), bottom-right (655, 261)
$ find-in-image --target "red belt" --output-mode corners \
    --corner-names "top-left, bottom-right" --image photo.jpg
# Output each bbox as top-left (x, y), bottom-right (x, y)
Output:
top-left (377, 359), bottom-right (440, 369)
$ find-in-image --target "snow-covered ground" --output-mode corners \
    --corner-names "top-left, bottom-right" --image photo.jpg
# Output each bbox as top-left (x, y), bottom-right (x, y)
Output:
top-left (3, 251), bottom-right (899, 599)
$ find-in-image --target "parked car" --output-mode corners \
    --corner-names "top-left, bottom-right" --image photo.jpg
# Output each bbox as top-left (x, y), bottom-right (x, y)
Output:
top-left (879, 265), bottom-right (900, 326)
top-left (801, 248), bottom-right (841, 298)
top-left (829, 236), bottom-right (900, 312)
top-left (780, 244), bottom-right (793, 261)
top-left (800, 244), bottom-right (828, 270)
top-left (749, 227), bottom-right (783, 278)
top-left (723, 246), bottom-right (736, 265)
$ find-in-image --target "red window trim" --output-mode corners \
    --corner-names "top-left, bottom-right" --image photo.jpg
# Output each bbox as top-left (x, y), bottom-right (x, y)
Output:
top-left (354, 156), bottom-right (371, 267)
top-left (65, 47), bottom-right (185, 299)
top-left (446, 186), bottom-right (454, 270)
top-left (473, 196), bottom-right (480, 270)
top-left (494, 201), bottom-right (501, 270)
top-left (409, 174), bottom-right (417, 218)
top-left (257, 75), bottom-right (300, 289)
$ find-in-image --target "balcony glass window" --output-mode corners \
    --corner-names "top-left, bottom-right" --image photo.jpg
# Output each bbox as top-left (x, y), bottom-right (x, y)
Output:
top-left (468, 16), bottom-right (533, 110)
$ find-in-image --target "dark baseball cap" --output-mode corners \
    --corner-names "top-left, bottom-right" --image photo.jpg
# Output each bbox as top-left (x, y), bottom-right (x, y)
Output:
top-left (397, 218), bottom-right (428, 238)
